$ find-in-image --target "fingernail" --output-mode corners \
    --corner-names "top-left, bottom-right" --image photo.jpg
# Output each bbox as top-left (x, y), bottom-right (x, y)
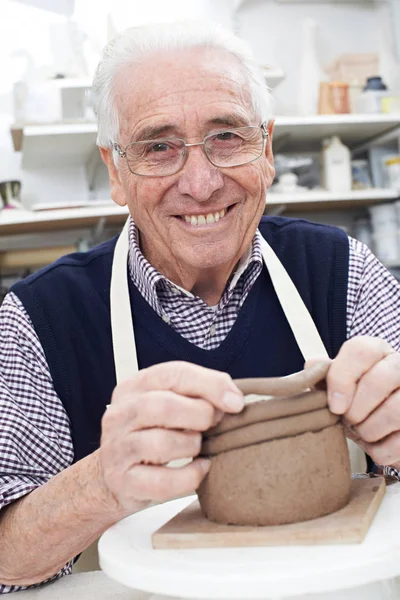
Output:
top-left (329, 392), bottom-right (348, 414)
top-left (230, 382), bottom-right (243, 395)
top-left (198, 458), bottom-right (211, 474)
top-left (222, 391), bottom-right (244, 412)
top-left (212, 409), bottom-right (224, 426)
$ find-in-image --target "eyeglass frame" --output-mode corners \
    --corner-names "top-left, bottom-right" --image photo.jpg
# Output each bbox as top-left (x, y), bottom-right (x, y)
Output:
top-left (112, 122), bottom-right (269, 177)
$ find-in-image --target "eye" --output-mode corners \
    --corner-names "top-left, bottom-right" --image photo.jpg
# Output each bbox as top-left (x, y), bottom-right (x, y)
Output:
top-left (215, 131), bottom-right (238, 141)
top-left (148, 142), bottom-right (171, 153)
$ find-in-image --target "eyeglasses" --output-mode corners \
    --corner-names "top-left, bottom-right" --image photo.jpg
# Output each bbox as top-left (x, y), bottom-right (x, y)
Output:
top-left (112, 123), bottom-right (268, 177)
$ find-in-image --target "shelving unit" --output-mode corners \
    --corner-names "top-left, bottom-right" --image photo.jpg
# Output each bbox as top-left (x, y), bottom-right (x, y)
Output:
top-left (1, 187), bottom-right (396, 238)
top-left (11, 114), bottom-right (400, 167)
top-left (0, 204), bottom-right (128, 236)
top-left (273, 114), bottom-right (400, 153)
top-left (10, 122), bottom-right (98, 169)
top-left (6, 114), bottom-right (400, 267)
top-left (266, 188), bottom-right (399, 212)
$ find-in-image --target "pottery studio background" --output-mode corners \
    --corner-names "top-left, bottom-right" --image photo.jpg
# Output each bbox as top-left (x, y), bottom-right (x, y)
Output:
top-left (1, 0), bottom-right (400, 297)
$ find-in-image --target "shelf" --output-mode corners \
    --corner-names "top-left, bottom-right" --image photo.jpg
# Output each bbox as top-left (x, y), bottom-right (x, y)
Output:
top-left (10, 122), bottom-right (98, 169)
top-left (1, 188), bottom-right (395, 238)
top-left (273, 114), bottom-right (400, 153)
top-left (11, 114), bottom-right (400, 169)
top-left (0, 204), bottom-right (128, 236)
top-left (266, 188), bottom-right (399, 212)
top-left (0, 246), bottom-right (77, 270)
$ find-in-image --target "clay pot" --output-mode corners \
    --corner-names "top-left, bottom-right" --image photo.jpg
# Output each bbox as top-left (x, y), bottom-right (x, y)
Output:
top-left (197, 362), bottom-right (351, 526)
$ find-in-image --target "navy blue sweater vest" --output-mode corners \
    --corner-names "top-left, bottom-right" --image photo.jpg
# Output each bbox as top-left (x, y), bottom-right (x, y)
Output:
top-left (11, 217), bottom-right (349, 463)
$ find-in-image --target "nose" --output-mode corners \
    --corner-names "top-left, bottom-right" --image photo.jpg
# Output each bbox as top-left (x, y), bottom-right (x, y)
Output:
top-left (177, 145), bottom-right (224, 201)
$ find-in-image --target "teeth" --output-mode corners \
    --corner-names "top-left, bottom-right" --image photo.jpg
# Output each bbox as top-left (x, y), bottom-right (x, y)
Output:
top-left (183, 208), bottom-right (227, 226)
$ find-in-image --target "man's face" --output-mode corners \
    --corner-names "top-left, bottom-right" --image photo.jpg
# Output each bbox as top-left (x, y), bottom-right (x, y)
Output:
top-left (103, 47), bottom-right (275, 277)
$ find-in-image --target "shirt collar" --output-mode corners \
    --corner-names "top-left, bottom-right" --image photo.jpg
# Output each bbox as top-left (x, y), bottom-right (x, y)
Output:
top-left (127, 216), bottom-right (263, 302)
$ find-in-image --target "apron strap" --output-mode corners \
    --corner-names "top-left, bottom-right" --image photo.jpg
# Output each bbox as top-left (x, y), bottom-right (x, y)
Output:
top-left (110, 218), bottom-right (138, 382)
top-left (259, 235), bottom-right (329, 362)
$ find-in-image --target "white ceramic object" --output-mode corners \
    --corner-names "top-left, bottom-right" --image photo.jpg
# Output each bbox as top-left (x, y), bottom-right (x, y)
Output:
top-left (99, 484), bottom-right (400, 600)
top-left (297, 18), bottom-right (325, 116)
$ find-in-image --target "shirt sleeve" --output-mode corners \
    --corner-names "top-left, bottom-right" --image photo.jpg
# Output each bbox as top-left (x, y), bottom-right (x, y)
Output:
top-left (0, 292), bottom-right (75, 593)
top-left (347, 237), bottom-right (400, 351)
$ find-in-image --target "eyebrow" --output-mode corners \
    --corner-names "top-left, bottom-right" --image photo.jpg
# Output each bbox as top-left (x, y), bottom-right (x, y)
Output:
top-left (206, 115), bottom-right (252, 129)
top-left (133, 124), bottom-right (177, 141)
top-left (133, 114), bottom-right (252, 142)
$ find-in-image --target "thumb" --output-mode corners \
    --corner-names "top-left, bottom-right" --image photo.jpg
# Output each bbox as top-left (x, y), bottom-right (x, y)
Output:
top-left (304, 357), bottom-right (332, 370)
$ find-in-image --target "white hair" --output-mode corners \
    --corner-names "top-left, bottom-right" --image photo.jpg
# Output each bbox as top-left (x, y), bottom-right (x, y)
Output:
top-left (92, 20), bottom-right (273, 153)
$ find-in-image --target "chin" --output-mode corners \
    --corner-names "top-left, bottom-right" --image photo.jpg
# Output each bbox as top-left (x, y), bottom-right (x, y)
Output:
top-left (186, 247), bottom-right (237, 271)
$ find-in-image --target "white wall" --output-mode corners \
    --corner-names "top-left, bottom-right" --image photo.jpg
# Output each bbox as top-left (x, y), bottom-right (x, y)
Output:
top-left (236, 0), bottom-right (391, 116)
top-left (0, 0), bottom-right (395, 213)
top-left (0, 0), bottom-right (238, 208)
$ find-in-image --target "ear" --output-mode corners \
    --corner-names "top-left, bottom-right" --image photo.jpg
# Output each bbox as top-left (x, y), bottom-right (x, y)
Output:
top-left (99, 147), bottom-right (128, 207)
top-left (264, 119), bottom-right (275, 183)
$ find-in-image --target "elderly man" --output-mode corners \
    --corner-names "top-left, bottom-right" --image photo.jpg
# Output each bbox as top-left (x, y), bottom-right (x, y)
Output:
top-left (0, 20), bottom-right (400, 592)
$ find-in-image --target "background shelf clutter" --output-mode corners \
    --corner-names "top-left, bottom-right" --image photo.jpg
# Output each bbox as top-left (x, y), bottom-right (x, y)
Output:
top-left (3, 0), bottom-right (400, 281)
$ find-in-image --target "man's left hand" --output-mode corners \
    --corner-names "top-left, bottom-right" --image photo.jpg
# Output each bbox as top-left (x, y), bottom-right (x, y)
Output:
top-left (326, 336), bottom-right (400, 468)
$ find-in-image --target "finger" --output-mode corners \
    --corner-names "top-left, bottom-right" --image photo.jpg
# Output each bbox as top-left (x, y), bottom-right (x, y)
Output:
top-left (126, 458), bottom-right (211, 502)
top-left (327, 337), bottom-right (394, 414)
top-left (304, 357), bottom-right (332, 370)
top-left (101, 429), bottom-right (201, 472)
top-left (104, 391), bottom-right (222, 433)
top-left (362, 431), bottom-right (400, 466)
top-left (122, 429), bottom-right (202, 465)
top-left (345, 352), bottom-right (400, 424)
top-left (354, 389), bottom-right (400, 443)
top-left (114, 361), bottom-right (244, 413)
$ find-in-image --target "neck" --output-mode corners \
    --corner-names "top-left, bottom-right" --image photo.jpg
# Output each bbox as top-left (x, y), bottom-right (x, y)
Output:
top-left (187, 269), bottom-right (234, 305)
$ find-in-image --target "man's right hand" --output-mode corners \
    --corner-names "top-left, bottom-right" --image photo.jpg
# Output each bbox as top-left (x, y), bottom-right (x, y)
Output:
top-left (99, 361), bottom-right (244, 517)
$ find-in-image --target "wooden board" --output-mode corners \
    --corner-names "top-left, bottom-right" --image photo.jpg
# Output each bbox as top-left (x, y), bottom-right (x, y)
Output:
top-left (152, 477), bottom-right (385, 549)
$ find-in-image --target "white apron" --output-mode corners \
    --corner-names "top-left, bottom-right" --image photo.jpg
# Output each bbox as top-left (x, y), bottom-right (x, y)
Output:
top-left (110, 218), bottom-right (365, 473)
top-left (73, 217), bottom-right (365, 574)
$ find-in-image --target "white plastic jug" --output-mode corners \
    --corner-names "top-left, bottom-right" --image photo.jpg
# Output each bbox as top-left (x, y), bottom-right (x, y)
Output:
top-left (322, 136), bottom-right (352, 193)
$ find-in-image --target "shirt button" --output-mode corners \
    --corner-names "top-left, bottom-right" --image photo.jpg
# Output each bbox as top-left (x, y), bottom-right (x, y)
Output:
top-left (209, 324), bottom-right (216, 336)
top-left (162, 313), bottom-right (170, 324)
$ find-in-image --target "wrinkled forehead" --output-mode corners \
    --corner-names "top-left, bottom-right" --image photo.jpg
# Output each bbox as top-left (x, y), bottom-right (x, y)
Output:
top-left (113, 46), bottom-right (254, 128)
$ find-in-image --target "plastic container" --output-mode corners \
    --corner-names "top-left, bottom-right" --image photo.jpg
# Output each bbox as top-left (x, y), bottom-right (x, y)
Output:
top-left (329, 81), bottom-right (350, 114)
top-left (369, 202), bottom-right (398, 233)
top-left (384, 156), bottom-right (400, 189)
top-left (321, 136), bottom-right (352, 192)
top-left (357, 76), bottom-right (388, 114)
top-left (351, 159), bottom-right (371, 189)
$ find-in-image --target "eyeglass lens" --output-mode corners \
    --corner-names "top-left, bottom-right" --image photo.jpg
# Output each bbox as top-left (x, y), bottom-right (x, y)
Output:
top-left (124, 127), bottom-right (264, 176)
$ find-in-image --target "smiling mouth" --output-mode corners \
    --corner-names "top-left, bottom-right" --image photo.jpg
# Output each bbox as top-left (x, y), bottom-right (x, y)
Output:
top-left (178, 205), bottom-right (235, 226)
